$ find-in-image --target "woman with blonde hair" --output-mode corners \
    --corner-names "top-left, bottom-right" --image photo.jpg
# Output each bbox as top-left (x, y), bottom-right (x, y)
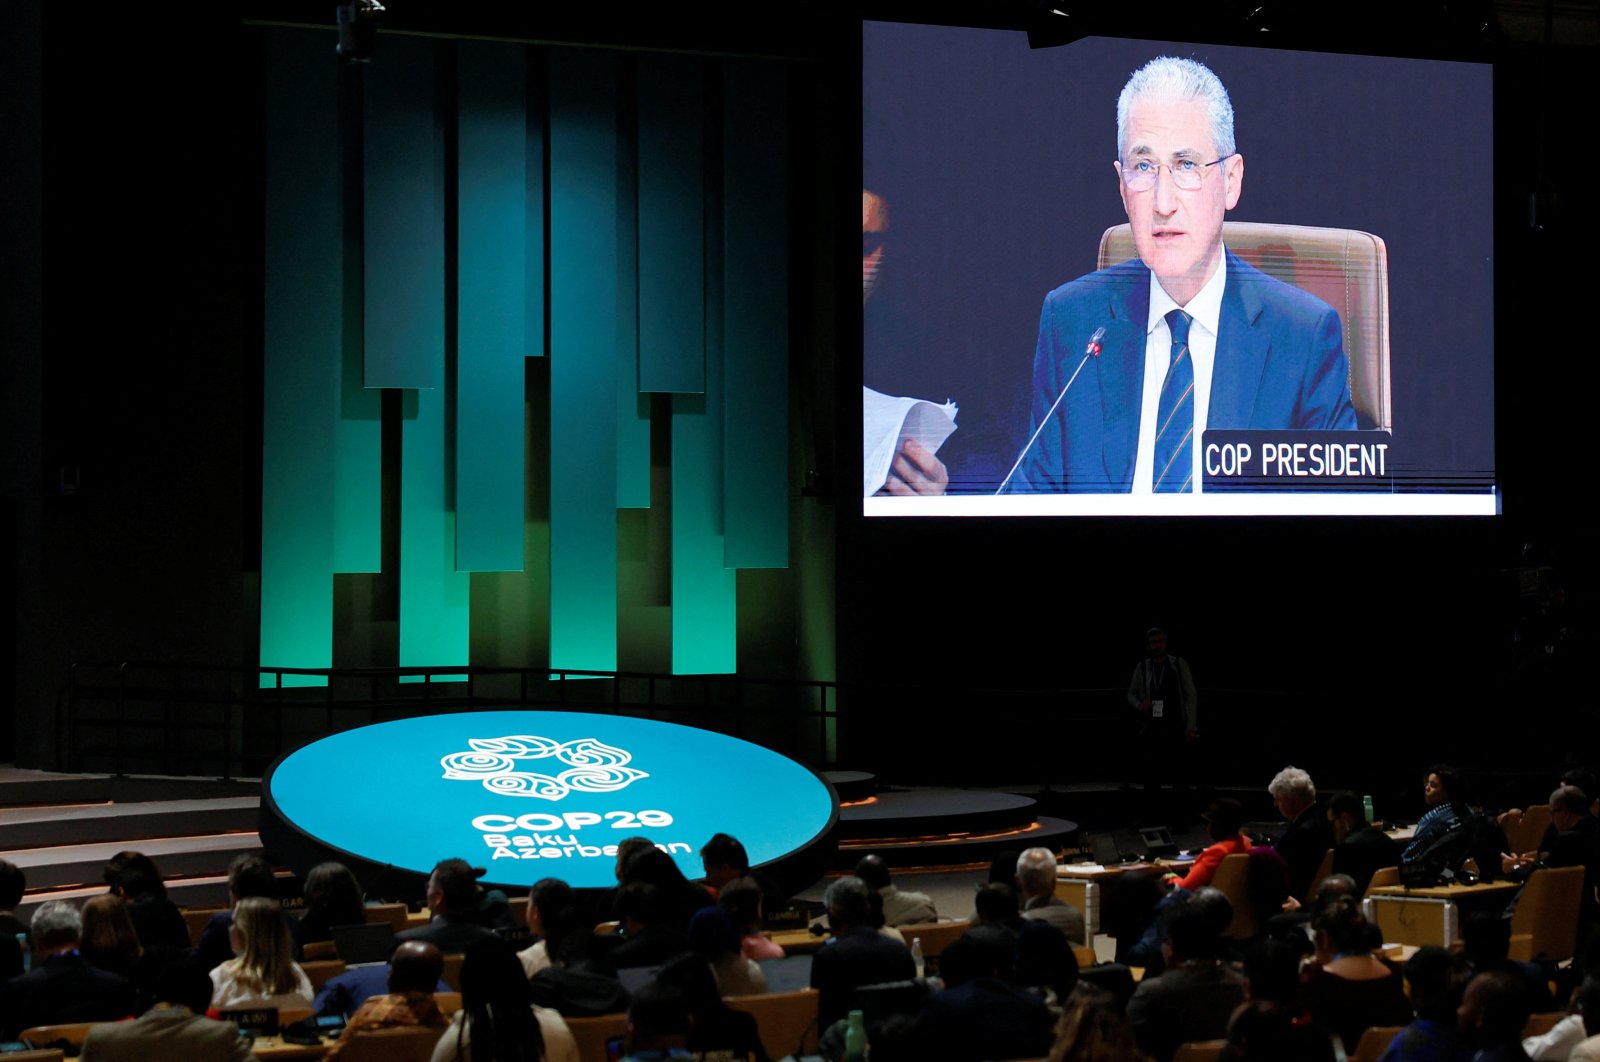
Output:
top-left (208, 896), bottom-right (313, 1010)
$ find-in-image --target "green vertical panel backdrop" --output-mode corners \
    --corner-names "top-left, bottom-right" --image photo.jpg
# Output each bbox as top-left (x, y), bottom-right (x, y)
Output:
top-left (401, 387), bottom-right (471, 673)
top-left (671, 64), bottom-right (737, 675)
top-left (615, 60), bottom-right (650, 510)
top-left (363, 36), bottom-right (444, 389)
top-left (455, 41), bottom-right (528, 572)
top-left (261, 30), bottom-right (340, 686)
top-left (721, 61), bottom-right (789, 569)
top-left (333, 64), bottom-right (382, 575)
top-left (637, 56), bottom-right (706, 395)
top-left (548, 48), bottom-right (620, 672)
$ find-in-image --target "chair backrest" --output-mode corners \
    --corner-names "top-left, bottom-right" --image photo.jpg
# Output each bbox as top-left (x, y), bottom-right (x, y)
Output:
top-left (1098, 221), bottom-right (1392, 431)
top-left (280, 1006), bottom-right (315, 1026)
top-left (1305, 848), bottom-right (1336, 904)
top-left (1512, 805), bottom-right (1553, 856)
top-left (1368, 865), bottom-right (1400, 890)
top-left (302, 939), bottom-right (340, 961)
top-left (20, 1023), bottom-right (96, 1048)
top-left (364, 903), bottom-right (410, 932)
top-left (435, 991), bottom-right (462, 1015)
top-left (566, 1012), bottom-right (629, 1062)
top-left (1523, 1011), bottom-right (1568, 1038)
top-left (183, 905), bottom-right (226, 946)
top-left (1350, 1025), bottom-right (1406, 1062)
top-left (894, 919), bottom-right (971, 958)
top-left (1510, 865), bottom-right (1586, 963)
top-left (1072, 944), bottom-right (1097, 969)
top-left (441, 953), bottom-right (466, 991)
top-left (725, 988), bottom-right (820, 1061)
top-left (1209, 853), bottom-right (1258, 939)
top-left (2, 1051), bottom-right (64, 1062)
top-left (1171, 1039), bottom-right (1227, 1062)
top-left (302, 958), bottom-right (347, 994)
top-left (331, 1025), bottom-right (447, 1062)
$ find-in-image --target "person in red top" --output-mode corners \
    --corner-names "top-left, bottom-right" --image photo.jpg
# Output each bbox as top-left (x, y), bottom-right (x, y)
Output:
top-left (1170, 798), bottom-right (1251, 892)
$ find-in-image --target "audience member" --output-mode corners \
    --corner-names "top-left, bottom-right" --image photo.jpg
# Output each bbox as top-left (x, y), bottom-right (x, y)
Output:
top-left (1013, 920), bottom-right (1079, 1009)
top-left (104, 851), bottom-right (192, 952)
top-left (528, 906), bottom-right (632, 1018)
top-left (1404, 765), bottom-right (1468, 865)
top-left (1522, 973), bottom-right (1600, 1061)
top-left (0, 860), bottom-right (26, 981)
top-left (617, 981), bottom-right (691, 1062)
top-left (0, 900), bottom-right (138, 1038)
top-left (855, 854), bottom-right (937, 927)
top-left (1242, 938), bottom-right (1302, 1011)
top-left (300, 862), bottom-right (367, 945)
top-left (1462, 911), bottom-right (1558, 1014)
top-left (1047, 984), bottom-right (1148, 1062)
top-left (1268, 766), bottom-right (1335, 903)
top-left (700, 833), bottom-right (750, 894)
top-left (1170, 799), bottom-right (1251, 891)
top-left (909, 935), bottom-right (1054, 1061)
top-left (396, 858), bottom-right (500, 954)
top-left (1325, 791), bottom-right (1403, 895)
top-left (1300, 895), bottom-right (1412, 1052)
top-left (80, 893), bottom-right (145, 984)
top-left (520, 877), bottom-right (576, 978)
top-left (687, 906), bottom-right (766, 996)
top-left (79, 958), bottom-right (251, 1061)
top-left (1458, 970), bottom-right (1533, 1062)
top-left (1376, 945), bottom-right (1469, 1062)
top-left (655, 952), bottom-right (770, 1062)
top-left (607, 883), bottom-right (692, 970)
top-left (719, 876), bottom-right (784, 960)
top-left (809, 876), bottom-right (916, 1030)
top-left (1222, 1000), bottom-right (1339, 1062)
top-left (324, 941), bottom-right (450, 1060)
top-left (618, 846), bottom-right (715, 933)
top-left (194, 854), bottom-right (303, 971)
top-left (1017, 847), bottom-right (1087, 945)
top-left (433, 937), bottom-right (576, 1062)
top-left (208, 896), bottom-right (314, 1011)
top-left (964, 882), bottom-right (1025, 980)
top-left (1566, 976), bottom-right (1600, 1062)
top-left (1126, 894), bottom-right (1246, 1062)
top-left (1507, 786), bottom-right (1600, 938)
top-left (313, 951), bottom-right (450, 1019)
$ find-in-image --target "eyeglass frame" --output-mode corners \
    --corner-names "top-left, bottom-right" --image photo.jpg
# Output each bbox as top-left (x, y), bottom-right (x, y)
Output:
top-left (1117, 152), bottom-right (1238, 193)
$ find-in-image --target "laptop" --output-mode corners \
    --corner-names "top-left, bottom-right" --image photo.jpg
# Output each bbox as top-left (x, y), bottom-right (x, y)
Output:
top-left (331, 922), bottom-right (395, 966)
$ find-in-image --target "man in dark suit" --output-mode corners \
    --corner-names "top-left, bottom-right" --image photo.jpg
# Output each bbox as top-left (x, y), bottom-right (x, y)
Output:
top-left (1013, 55), bottom-right (1356, 494)
top-left (907, 936), bottom-right (1054, 1061)
top-left (0, 900), bottom-right (137, 1038)
top-left (1268, 765), bottom-right (1335, 904)
top-left (809, 876), bottom-right (916, 1030)
top-left (1327, 791), bottom-right (1401, 895)
top-left (394, 858), bottom-right (500, 955)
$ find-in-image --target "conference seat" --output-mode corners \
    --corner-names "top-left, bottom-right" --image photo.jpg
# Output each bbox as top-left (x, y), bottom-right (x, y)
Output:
top-left (363, 902), bottom-right (410, 932)
top-left (1367, 866), bottom-right (1400, 890)
top-left (19, 1024), bottom-right (95, 1050)
top-left (331, 1024), bottom-right (447, 1062)
top-left (1098, 221), bottom-right (1392, 431)
top-left (302, 958), bottom-right (347, 993)
top-left (1209, 854), bottom-right (1258, 939)
top-left (1171, 1039), bottom-right (1227, 1062)
top-left (1523, 1011), bottom-right (1567, 1038)
top-left (441, 952), bottom-right (466, 991)
top-left (1510, 865), bottom-right (1586, 963)
top-left (183, 905), bottom-right (227, 946)
top-left (1349, 1025), bottom-right (1406, 1062)
top-left (302, 938), bottom-right (340, 961)
top-left (1072, 944), bottom-right (1097, 969)
top-left (725, 987), bottom-right (820, 1060)
top-left (1511, 805), bottom-right (1552, 857)
top-left (1305, 848), bottom-right (1336, 904)
top-left (435, 991), bottom-right (462, 1015)
top-left (565, 1012), bottom-right (629, 1062)
top-left (893, 918), bottom-right (970, 962)
top-left (0, 1052), bottom-right (62, 1062)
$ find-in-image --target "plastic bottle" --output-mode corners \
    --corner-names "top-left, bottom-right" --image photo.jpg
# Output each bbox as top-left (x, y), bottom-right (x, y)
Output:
top-left (1363, 794), bottom-right (1375, 824)
top-left (844, 1008), bottom-right (868, 1062)
top-left (911, 936), bottom-right (925, 979)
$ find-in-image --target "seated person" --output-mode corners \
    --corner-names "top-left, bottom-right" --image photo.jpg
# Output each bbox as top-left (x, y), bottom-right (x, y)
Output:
top-left (1505, 785), bottom-right (1600, 935)
top-left (324, 941), bottom-right (449, 1061)
top-left (906, 936), bottom-right (1053, 1062)
top-left (434, 938), bottom-right (578, 1062)
top-left (1169, 799), bottom-right (1251, 892)
top-left (1327, 791), bottom-right (1402, 896)
top-left (1223, 1000), bottom-right (1340, 1062)
top-left (1047, 985), bottom-right (1145, 1059)
top-left (79, 958), bottom-right (251, 1062)
top-left (655, 953), bottom-right (770, 1062)
top-left (1126, 894), bottom-right (1246, 1062)
top-left (617, 846), bottom-right (714, 935)
top-left (394, 859), bottom-right (501, 954)
top-left (1267, 767), bottom-right (1334, 904)
top-left (0, 900), bottom-right (137, 1038)
top-left (298, 863), bottom-right (367, 946)
top-left (606, 883), bottom-right (692, 970)
top-left (1011, 920), bottom-right (1078, 1010)
top-left (1017, 847), bottom-right (1086, 945)
top-left (528, 907), bottom-right (632, 1018)
top-left (208, 896), bottom-right (314, 1011)
top-left (616, 982), bottom-right (691, 1062)
top-left (1462, 910), bottom-right (1557, 1014)
top-left (1521, 972), bottom-right (1600, 1061)
top-left (699, 833), bottom-right (750, 895)
top-left (686, 906), bottom-right (766, 996)
top-left (856, 854), bottom-right (938, 927)
top-left (1299, 896), bottom-right (1411, 1054)
top-left (1375, 945), bottom-right (1468, 1062)
top-left (1458, 970), bottom-right (1533, 1062)
top-left (718, 876), bottom-right (784, 961)
top-left (808, 876), bottom-right (916, 1030)
top-left (1403, 765), bottom-right (1467, 865)
top-left (193, 854), bottom-right (305, 971)
top-left (519, 878), bottom-right (576, 979)
top-left (103, 851), bottom-right (192, 953)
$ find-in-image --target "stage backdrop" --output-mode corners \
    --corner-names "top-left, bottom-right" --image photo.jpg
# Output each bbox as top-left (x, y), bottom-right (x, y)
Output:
top-left (260, 28), bottom-right (792, 685)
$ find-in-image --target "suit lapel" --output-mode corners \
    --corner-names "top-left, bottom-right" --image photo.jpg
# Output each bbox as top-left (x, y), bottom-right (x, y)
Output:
top-left (1210, 250), bottom-right (1270, 429)
top-left (1097, 268), bottom-right (1147, 487)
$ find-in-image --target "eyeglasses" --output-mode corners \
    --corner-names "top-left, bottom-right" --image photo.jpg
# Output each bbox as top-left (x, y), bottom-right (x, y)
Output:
top-left (1119, 153), bottom-right (1235, 193)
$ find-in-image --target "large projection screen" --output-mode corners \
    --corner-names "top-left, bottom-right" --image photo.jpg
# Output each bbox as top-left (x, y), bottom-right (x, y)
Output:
top-left (862, 25), bottom-right (1494, 516)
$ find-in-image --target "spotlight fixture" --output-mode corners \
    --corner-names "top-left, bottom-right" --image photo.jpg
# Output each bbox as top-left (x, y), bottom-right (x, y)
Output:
top-left (336, 0), bottom-right (386, 63)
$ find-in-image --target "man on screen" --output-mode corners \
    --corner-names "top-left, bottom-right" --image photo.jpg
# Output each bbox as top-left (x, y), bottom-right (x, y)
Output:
top-left (1012, 56), bottom-right (1356, 493)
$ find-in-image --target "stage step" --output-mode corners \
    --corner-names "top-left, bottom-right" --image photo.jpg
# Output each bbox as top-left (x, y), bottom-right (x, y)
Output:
top-left (8, 832), bottom-right (264, 892)
top-left (838, 815), bottom-right (1080, 871)
top-left (0, 767), bottom-right (260, 808)
top-left (838, 789), bottom-right (1041, 841)
top-left (0, 797), bottom-right (259, 850)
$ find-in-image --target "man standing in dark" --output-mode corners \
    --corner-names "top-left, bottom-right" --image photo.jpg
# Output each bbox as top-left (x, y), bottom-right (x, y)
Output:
top-left (1127, 627), bottom-right (1196, 821)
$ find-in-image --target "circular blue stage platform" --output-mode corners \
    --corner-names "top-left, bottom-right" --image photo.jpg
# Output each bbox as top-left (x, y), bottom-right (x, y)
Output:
top-left (261, 711), bottom-right (839, 898)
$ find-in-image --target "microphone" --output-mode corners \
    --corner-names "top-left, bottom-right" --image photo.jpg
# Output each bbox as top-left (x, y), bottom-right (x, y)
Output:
top-left (994, 327), bottom-right (1106, 495)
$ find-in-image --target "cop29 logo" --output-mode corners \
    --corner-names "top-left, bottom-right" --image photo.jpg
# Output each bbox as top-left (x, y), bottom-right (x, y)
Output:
top-left (441, 735), bottom-right (648, 800)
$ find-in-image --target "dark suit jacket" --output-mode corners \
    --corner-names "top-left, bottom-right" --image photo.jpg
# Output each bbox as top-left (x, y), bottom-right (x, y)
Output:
top-left (1126, 962), bottom-right (1247, 1062)
top-left (911, 978), bottom-right (1054, 1062)
top-left (1544, 815), bottom-right (1600, 926)
top-left (1332, 825), bottom-right (1403, 895)
top-left (0, 952), bottom-right (139, 1038)
top-left (809, 926), bottom-right (916, 1030)
top-left (1276, 803), bottom-right (1336, 902)
top-left (1016, 251), bottom-right (1357, 492)
top-left (392, 913), bottom-right (499, 955)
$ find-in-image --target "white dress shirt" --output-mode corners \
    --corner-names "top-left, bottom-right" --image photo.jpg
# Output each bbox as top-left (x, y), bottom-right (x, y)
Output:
top-left (1132, 248), bottom-right (1227, 494)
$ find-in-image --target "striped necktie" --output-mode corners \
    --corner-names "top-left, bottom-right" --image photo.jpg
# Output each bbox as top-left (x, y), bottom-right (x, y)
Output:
top-left (1153, 308), bottom-right (1195, 493)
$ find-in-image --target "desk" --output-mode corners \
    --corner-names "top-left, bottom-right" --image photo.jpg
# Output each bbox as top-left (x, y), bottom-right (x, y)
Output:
top-left (249, 1035), bottom-right (331, 1059)
top-left (1056, 860), bottom-right (1193, 941)
top-left (1364, 881), bottom-right (1521, 948)
top-left (768, 927), bottom-right (829, 956)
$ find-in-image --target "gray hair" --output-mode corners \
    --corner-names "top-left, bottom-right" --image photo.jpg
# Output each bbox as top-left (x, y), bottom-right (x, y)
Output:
top-left (1016, 847), bottom-right (1058, 895)
top-left (30, 900), bottom-right (82, 951)
top-left (1116, 56), bottom-right (1237, 161)
top-left (822, 876), bottom-right (873, 925)
top-left (1552, 785), bottom-right (1590, 815)
top-left (1268, 766), bottom-right (1316, 804)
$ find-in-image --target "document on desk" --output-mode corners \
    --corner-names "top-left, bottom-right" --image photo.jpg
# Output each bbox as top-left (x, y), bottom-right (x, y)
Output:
top-left (1060, 864), bottom-right (1105, 875)
top-left (862, 387), bottom-right (958, 497)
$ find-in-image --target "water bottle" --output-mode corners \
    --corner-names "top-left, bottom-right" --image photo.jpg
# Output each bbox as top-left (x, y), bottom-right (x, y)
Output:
top-left (911, 936), bottom-right (925, 979)
top-left (1363, 794), bottom-right (1375, 824)
top-left (15, 933), bottom-right (28, 973)
top-left (844, 1009), bottom-right (868, 1062)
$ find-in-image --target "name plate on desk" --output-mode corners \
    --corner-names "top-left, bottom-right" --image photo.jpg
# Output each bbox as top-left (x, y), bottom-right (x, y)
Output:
top-left (1202, 431), bottom-right (1394, 492)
